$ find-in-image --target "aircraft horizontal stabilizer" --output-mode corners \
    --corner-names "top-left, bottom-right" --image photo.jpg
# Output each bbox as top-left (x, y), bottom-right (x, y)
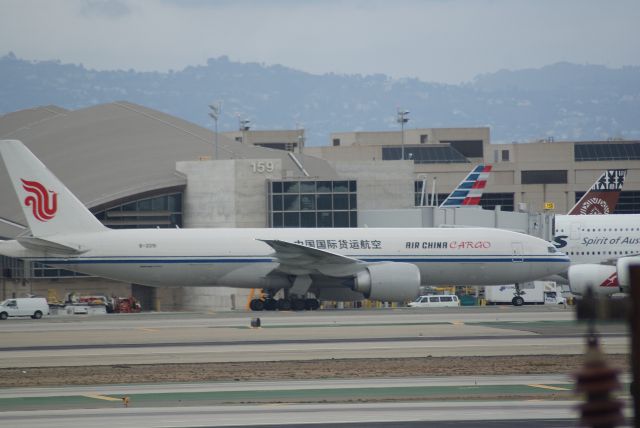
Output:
top-left (258, 239), bottom-right (366, 277)
top-left (16, 236), bottom-right (88, 255)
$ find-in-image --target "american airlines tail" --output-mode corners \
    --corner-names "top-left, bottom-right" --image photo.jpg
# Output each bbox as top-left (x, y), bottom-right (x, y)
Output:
top-left (568, 169), bottom-right (626, 215)
top-left (0, 140), bottom-right (106, 238)
top-left (439, 164), bottom-right (492, 208)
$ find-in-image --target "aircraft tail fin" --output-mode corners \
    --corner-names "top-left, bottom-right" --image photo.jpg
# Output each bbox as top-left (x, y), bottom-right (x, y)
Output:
top-left (0, 140), bottom-right (106, 237)
top-left (568, 169), bottom-right (626, 215)
top-left (439, 164), bottom-right (492, 208)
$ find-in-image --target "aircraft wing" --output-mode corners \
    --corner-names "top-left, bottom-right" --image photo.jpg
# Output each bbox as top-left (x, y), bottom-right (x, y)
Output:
top-left (258, 239), bottom-right (367, 277)
top-left (600, 252), bottom-right (640, 266)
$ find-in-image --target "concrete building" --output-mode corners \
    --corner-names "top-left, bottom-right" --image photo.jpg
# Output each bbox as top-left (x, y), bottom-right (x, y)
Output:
top-left (1, 103), bottom-right (638, 311)
top-left (222, 129), bottom-right (305, 154)
top-left (306, 128), bottom-right (640, 214)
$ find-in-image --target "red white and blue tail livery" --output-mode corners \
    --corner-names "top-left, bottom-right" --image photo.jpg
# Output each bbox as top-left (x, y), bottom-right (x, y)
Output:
top-left (439, 165), bottom-right (492, 208)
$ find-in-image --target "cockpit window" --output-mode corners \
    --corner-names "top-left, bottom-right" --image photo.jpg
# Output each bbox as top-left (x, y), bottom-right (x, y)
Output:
top-left (547, 246), bottom-right (557, 253)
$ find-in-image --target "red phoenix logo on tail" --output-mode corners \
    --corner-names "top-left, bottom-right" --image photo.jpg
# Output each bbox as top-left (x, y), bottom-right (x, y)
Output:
top-left (21, 179), bottom-right (58, 222)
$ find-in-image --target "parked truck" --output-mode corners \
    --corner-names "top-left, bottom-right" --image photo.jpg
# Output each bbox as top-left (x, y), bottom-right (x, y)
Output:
top-left (485, 281), bottom-right (566, 306)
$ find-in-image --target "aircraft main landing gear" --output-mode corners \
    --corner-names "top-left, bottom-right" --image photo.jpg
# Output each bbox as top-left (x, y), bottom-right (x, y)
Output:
top-left (512, 283), bottom-right (525, 306)
top-left (249, 297), bottom-right (320, 311)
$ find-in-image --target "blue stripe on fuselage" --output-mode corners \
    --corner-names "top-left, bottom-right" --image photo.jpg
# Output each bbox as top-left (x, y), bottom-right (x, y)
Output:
top-left (27, 256), bottom-right (569, 265)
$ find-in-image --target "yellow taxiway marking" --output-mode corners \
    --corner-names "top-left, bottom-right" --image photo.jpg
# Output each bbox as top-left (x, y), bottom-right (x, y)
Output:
top-left (85, 394), bottom-right (122, 402)
top-left (527, 384), bottom-right (571, 391)
top-left (137, 328), bottom-right (160, 332)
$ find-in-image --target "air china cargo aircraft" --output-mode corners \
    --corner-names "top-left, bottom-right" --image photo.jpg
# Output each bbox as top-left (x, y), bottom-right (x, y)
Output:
top-left (0, 140), bottom-right (569, 311)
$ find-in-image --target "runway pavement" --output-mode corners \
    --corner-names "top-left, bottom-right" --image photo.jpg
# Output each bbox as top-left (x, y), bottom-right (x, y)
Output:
top-left (0, 400), bottom-right (634, 428)
top-left (0, 402), bottom-right (573, 428)
top-left (0, 306), bottom-right (628, 367)
top-left (0, 375), bottom-right (633, 427)
top-left (0, 307), bottom-right (632, 427)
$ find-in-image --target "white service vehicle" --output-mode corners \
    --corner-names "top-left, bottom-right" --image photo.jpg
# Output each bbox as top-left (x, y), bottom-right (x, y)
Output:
top-left (408, 294), bottom-right (460, 308)
top-left (485, 282), bottom-right (565, 305)
top-left (0, 297), bottom-right (50, 320)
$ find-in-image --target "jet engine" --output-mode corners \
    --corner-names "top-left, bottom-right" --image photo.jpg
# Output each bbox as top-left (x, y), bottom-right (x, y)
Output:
top-left (353, 262), bottom-right (420, 301)
top-left (615, 256), bottom-right (640, 294)
top-left (567, 264), bottom-right (619, 296)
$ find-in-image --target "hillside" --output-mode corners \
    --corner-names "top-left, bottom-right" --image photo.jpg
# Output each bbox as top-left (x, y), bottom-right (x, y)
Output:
top-left (1, 53), bottom-right (638, 145)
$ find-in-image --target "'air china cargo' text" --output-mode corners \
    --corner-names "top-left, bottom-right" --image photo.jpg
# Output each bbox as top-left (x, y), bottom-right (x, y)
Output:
top-left (405, 240), bottom-right (491, 249)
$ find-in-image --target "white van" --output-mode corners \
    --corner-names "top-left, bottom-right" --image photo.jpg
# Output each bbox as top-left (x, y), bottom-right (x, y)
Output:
top-left (0, 298), bottom-right (50, 320)
top-left (407, 294), bottom-right (460, 308)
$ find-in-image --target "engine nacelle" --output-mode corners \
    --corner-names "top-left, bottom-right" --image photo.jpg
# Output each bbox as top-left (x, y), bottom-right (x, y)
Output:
top-left (567, 264), bottom-right (619, 296)
top-left (616, 256), bottom-right (640, 293)
top-left (353, 262), bottom-right (420, 302)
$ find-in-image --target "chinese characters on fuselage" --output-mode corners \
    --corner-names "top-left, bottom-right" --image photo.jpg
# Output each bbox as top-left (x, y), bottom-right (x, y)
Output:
top-left (293, 239), bottom-right (383, 250)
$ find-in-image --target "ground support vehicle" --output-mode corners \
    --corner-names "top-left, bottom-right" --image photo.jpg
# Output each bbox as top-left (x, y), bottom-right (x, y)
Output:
top-left (0, 297), bottom-right (49, 320)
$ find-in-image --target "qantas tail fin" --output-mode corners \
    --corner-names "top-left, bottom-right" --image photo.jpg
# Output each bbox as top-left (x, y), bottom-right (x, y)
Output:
top-left (439, 164), bottom-right (492, 208)
top-left (0, 140), bottom-right (106, 237)
top-left (568, 169), bottom-right (626, 215)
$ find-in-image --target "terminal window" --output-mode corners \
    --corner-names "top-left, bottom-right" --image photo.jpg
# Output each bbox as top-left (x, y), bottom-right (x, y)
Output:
top-left (440, 140), bottom-right (484, 158)
top-left (255, 142), bottom-right (297, 152)
top-left (480, 193), bottom-right (515, 212)
top-left (521, 170), bottom-right (567, 184)
top-left (269, 180), bottom-right (357, 228)
top-left (575, 142), bottom-right (640, 161)
top-left (414, 182), bottom-right (514, 211)
top-left (493, 149), bottom-right (510, 163)
top-left (93, 192), bottom-right (183, 229)
top-left (382, 145), bottom-right (469, 164)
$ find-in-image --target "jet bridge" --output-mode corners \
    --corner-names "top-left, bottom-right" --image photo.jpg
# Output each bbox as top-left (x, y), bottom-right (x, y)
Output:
top-left (359, 206), bottom-right (554, 241)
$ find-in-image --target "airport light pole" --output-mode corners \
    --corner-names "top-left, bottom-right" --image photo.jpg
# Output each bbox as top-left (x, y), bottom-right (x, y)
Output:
top-left (239, 118), bottom-right (251, 131)
top-left (396, 109), bottom-right (410, 160)
top-left (208, 102), bottom-right (221, 159)
top-left (297, 128), bottom-right (305, 154)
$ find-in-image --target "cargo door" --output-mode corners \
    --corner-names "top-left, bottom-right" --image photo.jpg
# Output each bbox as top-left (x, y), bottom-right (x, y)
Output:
top-left (511, 242), bottom-right (524, 263)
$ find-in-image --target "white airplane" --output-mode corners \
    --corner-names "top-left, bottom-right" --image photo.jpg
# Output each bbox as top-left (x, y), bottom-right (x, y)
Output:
top-left (0, 140), bottom-right (569, 311)
top-left (553, 213), bottom-right (639, 296)
top-left (551, 169), bottom-right (637, 296)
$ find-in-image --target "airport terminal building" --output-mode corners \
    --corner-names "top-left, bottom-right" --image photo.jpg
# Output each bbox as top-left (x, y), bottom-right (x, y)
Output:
top-left (1, 102), bottom-right (638, 310)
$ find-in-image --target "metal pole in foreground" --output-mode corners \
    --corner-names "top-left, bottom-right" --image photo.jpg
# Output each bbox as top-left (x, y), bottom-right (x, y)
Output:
top-left (396, 109), bottom-right (409, 160)
top-left (630, 265), bottom-right (640, 427)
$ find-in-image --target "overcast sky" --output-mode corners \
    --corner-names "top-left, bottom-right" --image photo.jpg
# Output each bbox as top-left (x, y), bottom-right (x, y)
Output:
top-left (1, 0), bottom-right (638, 84)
